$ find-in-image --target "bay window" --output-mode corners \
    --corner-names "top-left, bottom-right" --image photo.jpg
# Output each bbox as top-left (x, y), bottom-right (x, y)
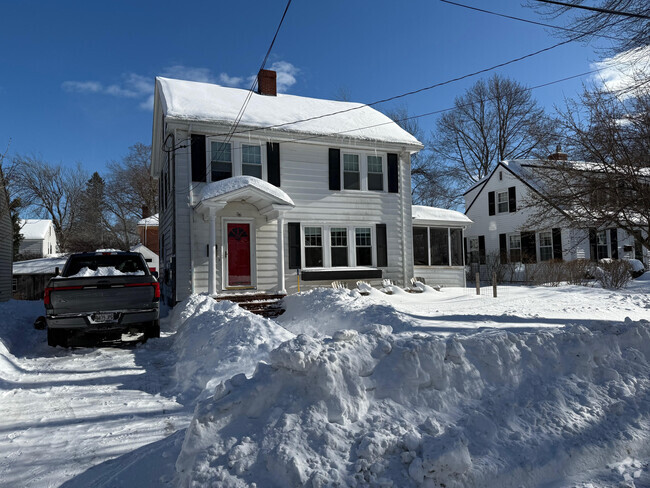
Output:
top-left (304, 227), bottom-right (323, 267)
top-left (330, 228), bottom-right (348, 267)
top-left (355, 228), bottom-right (372, 266)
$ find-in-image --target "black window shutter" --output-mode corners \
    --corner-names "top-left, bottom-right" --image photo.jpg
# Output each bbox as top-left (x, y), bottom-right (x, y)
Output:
top-left (267, 142), bottom-right (281, 187)
top-left (191, 134), bottom-right (207, 182)
top-left (589, 228), bottom-right (597, 261)
top-left (329, 148), bottom-right (341, 191)
top-left (499, 233), bottom-right (508, 263)
top-left (508, 186), bottom-right (517, 213)
top-left (478, 235), bottom-right (486, 265)
top-left (610, 228), bottom-right (619, 259)
top-left (376, 224), bottom-right (388, 267)
top-left (488, 191), bottom-right (495, 216)
top-left (387, 153), bottom-right (399, 193)
top-left (552, 228), bottom-right (563, 260)
top-left (288, 223), bottom-right (301, 269)
top-left (521, 231), bottom-right (537, 264)
top-left (464, 237), bottom-right (468, 264)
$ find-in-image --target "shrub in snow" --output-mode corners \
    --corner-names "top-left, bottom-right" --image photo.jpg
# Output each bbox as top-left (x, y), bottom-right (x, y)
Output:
top-left (597, 259), bottom-right (633, 289)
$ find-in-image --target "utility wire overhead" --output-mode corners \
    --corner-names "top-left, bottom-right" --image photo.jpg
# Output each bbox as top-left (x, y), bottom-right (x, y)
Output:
top-left (439, 0), bottom-right (627, 41)
top-left (534, 0), bottom-right (650, 19)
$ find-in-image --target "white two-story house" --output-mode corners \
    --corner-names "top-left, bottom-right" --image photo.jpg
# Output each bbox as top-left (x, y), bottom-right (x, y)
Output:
top-left (151, 70), bottom-right (423, 304)
top-left (464, 149), bottom-right (648, 275)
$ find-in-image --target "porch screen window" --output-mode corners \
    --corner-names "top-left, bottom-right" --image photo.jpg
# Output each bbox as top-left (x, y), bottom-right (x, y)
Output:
top-left (509, 234), bottom-right (522, 263)
top-left (355, 227), bottom-right (372, 266)
top-left (597, 230), bottom-right (609, 259)
top-left (450, 228), bottom-right (463, 266)
top-left (211, 142), bottom-right (232, 182)
top-left (430, 228), bottom-right (449, 266)
top-left (330, 228), bottom-right (348, 267)
top-left (343, 154), bottom-right (360, 190)
top-left (539, 231), bottom-right (553, 261)
top-left (497, 191), bottom-right (509, 213)
top-left (242, 144), bottom-right (262, 178)
top-left (413, 227), bottom-right (429, 265)
top-left (367, 156), bottom-right (383, 191)
top-left (304, 227), bottom-right (323, 267)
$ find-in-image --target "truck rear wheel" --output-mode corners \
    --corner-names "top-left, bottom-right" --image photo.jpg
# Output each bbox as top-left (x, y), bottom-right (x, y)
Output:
top-left (47, 328), bottom-right (68, 348)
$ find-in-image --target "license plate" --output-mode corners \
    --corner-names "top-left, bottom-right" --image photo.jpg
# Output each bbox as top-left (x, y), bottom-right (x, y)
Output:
top-left (93, 312), bottom-right (116, 323)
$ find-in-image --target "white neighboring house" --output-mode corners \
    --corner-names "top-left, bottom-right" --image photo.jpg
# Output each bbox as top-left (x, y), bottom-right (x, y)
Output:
top-left (412, 205), bottom-right (472, 287)
top-left (19, 219), bottom-right (58, 259)
top-left (130, 243), bottom-right (159, 275)
top-left (464, 151), bottom-right (649, 275)
top-left (0, 171), bottom-right (11, 302)
top-left (151, 70), bottom-right (423, 304)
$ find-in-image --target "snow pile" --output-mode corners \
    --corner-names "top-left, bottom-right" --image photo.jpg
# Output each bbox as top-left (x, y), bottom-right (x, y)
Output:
top-left (278, 288), bottom-right (414, 337)
top-left (176, 316), bottom-right (650, 487)
top-left (64, 266), bottom-right (145, 278)
top-left (170, 295), bottom-right (293, 402)
top-left (198, 175), bottom-right (294, 207)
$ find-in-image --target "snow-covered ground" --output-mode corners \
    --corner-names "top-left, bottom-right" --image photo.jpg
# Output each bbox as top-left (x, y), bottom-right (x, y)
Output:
top-left (1, 276), bottom-right (650, 487)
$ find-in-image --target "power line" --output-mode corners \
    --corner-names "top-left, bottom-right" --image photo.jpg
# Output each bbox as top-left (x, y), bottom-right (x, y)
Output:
top-left (439, 0), bottom-right (627, 41)
top-left (534, 0), bottom-right (650, 20)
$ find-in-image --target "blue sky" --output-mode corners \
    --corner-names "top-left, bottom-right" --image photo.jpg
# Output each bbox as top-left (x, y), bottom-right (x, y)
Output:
top-left (2, 0), bottom-right (613, 174)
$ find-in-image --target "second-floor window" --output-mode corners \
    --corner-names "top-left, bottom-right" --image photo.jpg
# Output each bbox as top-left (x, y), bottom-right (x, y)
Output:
top-left (211, 142), bottom-right (232, 181)
top-left (343, 154), bottom-right (360, 190)
top-left (242, 144), bottom-right (262, 178)
top-left (497, 190), bottom-right (509, 213)
top-left (367, 156), bottom-right (384, 191)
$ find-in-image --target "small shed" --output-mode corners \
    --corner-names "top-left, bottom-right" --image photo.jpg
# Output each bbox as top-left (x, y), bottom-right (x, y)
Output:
top-left (412, 205), bottom-right (473, 287)
top-left (12, 256), bottom-right (67, 300)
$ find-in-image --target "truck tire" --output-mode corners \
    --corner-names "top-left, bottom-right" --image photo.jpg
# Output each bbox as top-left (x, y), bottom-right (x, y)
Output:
top-left (47, 328), bottom-right (68, 348)
top-left (144, 320), bottom-right (160, 340)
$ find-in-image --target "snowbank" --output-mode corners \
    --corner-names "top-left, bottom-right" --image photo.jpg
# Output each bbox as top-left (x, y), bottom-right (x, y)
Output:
top-left (170, 295), bottom-right (293, 402)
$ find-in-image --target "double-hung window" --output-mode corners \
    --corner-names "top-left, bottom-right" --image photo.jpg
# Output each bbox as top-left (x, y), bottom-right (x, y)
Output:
top-left (241, 144), bottom-right (262, 178)
top-left (497, 191), bottom-right (509, 213)
top-left (343, 154), bottom-right (360, 190)
top-left (468, 237), bottom-right (480, 264)
top-left (367, 155), bottom-right (384, 191)
top-left (304, 227), bottom-right (323, 267)
top-left (330, 228), bottom-right (349, 267)
top-left (211, 142), bottom-right (232, 181)
top-left (596, 230), bottom-right (609, 259)
top-left (539, 231), bottom-right (553, 261)
top-left (355, 228), bottom-right (372, 266)
top-left (509, 234), bottom-right (522, 263)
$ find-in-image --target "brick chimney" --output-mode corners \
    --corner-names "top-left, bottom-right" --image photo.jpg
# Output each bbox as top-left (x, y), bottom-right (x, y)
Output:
top-left (547, 144), bottom-right (568, 161)
top-left (257, 69), bottom-right (277, 96)
top-left (142, 205), bottom-right (150, 219)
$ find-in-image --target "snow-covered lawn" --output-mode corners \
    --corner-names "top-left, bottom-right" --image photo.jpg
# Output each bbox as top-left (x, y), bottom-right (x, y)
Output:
top-left (1, 276), bottom-right (649, 487)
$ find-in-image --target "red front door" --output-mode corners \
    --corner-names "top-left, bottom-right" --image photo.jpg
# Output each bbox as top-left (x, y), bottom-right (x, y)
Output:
top-left (227, 223), bottom-right (252, 286)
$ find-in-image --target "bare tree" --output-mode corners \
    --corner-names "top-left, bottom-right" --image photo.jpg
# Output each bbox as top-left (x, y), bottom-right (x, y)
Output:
top-left (12, 156), bottom-right (87, 251)
top-left (522, 80), bottom-right (650, 252)
top-left (432, 75), bottom-right (558, 190)
top-left (105, 143), bottom-right (157, 249)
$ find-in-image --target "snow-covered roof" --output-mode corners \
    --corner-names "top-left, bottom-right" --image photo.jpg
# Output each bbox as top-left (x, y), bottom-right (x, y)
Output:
top-left (198, 176), bottom-right (294, 207)
top-left (19, 219), bottom-right (53, 240)
top-left (156, 77), bottom-right (423, 148)
top-left (412, 205), bottom-right (472, 226)
top-left (138, 214), bottom-right (159, 226)
top-left (13, 256), bottom-right (67, 275)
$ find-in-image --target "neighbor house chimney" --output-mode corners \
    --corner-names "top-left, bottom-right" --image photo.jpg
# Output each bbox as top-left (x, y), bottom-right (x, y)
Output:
top-left (257, 69), bottom-right (277, 96)
top-left (547, 144), bottom-right (568, 161)
top-left (142, 205), bottom-right (150, 219)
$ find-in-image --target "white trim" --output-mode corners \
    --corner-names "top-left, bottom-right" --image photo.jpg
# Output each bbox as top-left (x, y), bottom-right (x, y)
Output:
top-left (222, 218), bottom-right (257, 290)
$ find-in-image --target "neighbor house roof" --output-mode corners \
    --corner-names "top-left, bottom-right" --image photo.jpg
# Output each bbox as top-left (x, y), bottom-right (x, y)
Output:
top-left (138, 214), bottom-right (159, 226)
top-left (155, 77), bottom-right (423, 148)
top-left (412, 205), bottom-right (472, 226)
top-left (13, 256), bottom-right (67, 275)
top-left (19, 220), bottom-right (53, 240)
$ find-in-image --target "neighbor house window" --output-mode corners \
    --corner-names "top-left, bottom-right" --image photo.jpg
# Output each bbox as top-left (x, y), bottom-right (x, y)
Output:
top-left (343, 154), bottom-right (360, 190)
top-left (597, 230), bottom-right (609, 259)
top-left (497, 190), bottom-right (509, 213)
top-left (330, 228), bottom-right (348, 267)
top-left (468, 237), bottom-right (480, 264)
top-left (429, 228), bottom-right (449, 266)
top-left (539, 231), bottom-right (553, 261)
top-left (450, 228), bottom-right (463, 266)
top-left (241, 144), bottom-right (262, 178)
top-left (367, 155), bottom-right (384, 191)
top-left (509, 234), bottom-right (521, 263)
top-left (304, 227), bottom-right (323, 267)
top-left (12, 278), bottom-right (17, 293)
top-left (211, 142), bottom-right (232, 181)
top-left (355, 228), bottom-right (372, 266)
top-left (413, 227), bottom-right (429, 265)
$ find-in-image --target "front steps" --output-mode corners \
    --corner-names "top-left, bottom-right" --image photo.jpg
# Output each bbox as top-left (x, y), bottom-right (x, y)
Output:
top-left (215, 293), bottom-right (286, 318)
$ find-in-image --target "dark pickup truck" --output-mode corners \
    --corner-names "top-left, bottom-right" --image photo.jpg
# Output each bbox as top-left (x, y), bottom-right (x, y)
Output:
top-left (44, 251), bottom-right (160, 347)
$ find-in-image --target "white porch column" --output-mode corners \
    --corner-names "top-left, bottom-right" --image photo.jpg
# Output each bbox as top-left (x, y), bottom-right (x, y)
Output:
top-left (277, 216), bottom-right (286, 294)
top-left (208, 209), bottom-right (217, 296)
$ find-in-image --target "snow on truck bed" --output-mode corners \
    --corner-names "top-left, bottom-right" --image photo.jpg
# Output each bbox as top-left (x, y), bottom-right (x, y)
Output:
top-left (1, 277), bottom-right (650, 487)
